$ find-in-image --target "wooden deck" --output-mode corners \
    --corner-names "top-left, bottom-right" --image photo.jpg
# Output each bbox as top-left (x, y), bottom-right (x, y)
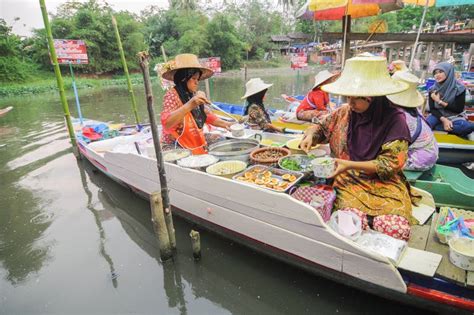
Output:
top-left (409, 213), bottom-right (473, 287)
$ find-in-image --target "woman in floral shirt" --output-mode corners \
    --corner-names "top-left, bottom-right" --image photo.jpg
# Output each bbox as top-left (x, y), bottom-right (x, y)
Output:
top-left (241, 78), bottom-right (284, 133)
top-left (160, 54), bottom-right (232, 154)
top-left (300, 55), bottom-right (419, 241)
top-left (388, 71), bottom-right (438, 171)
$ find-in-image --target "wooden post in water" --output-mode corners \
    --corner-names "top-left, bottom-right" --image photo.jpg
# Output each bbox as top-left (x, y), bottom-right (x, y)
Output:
top-left (189, 230), bottom-right (201, 260)
top-left (150, 192), bottom-right (172, 261)
top-left (137, 51), bottom-right (176, 250)
top-left (111, 15), bottom-right (140, 126)
top-left (39, 0), bottom-right (78, 157)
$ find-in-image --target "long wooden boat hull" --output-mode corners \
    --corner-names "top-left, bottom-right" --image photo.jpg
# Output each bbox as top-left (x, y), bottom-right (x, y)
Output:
top-left (76, 130), bottom-right (473, 313)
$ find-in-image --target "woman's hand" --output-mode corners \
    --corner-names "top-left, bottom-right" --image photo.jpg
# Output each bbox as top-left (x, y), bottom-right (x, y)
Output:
top-left (430, 91), bottom-right (441, 103)
top-left (188, 91), bottom-right (209, 109)
top-left (440, 117), bottom-right (453, 131)
top-left (299, 130), bottom-right (315, 152)
top-left (329, 158), bottom-right (352, 178)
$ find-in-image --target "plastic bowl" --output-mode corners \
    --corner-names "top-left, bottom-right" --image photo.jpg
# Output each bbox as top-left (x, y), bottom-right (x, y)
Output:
top-left (206, 160), bottom-right (247, 179)
top-left (230, 123), bottom-right (245, 137)
top-left (177, 154), bottom-right (219, 170)
top-left (286, 138), bottom-right (319, 154)
top-left (250, 147), bottom-right (291, 166)
top-left (311, 157), bottom-right (335, 178)
top-left (449, 238), bottom-right (474, 271)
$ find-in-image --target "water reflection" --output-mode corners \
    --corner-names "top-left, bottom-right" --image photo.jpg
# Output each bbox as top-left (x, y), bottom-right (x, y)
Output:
top-left (77, 160), bottom-right (118, 288)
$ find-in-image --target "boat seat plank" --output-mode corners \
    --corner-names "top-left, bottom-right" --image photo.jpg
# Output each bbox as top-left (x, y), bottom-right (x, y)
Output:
top-left (425, 213), bottom-right (467, 286)
top-left (404, 170), bottom-right (424, 181)
top-left (408, 224), bottom-right (431, 250)
top-left (398, 247), bottom-right (442, 277)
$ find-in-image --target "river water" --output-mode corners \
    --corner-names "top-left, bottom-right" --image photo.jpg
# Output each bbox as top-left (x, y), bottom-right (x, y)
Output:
top-left (0, 69), bottom-right (435, 314)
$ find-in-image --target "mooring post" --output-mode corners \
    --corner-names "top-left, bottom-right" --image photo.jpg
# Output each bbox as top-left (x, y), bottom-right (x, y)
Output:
top-left (189, 230), bottom-right (201, 260)
top-left (138, 51), bottom-right (176, 250)
top-left (150, 192), bottom-right (172, 261)
top-left (39, 0), bottom-right (79, 158)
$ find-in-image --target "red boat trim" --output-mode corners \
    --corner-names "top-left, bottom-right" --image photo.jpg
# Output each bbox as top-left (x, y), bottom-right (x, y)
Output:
top-left (408, 283), bottom-right (474, 311)
top-left (78, 142), bottom-right (108, 172)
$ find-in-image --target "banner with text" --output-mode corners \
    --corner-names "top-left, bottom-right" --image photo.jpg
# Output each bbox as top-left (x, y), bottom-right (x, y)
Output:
top-left (53, 39), bottom-right (88, 64)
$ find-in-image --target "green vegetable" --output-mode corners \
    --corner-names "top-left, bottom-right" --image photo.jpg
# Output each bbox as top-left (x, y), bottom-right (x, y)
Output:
top-left (281, 158), bottom-right (301, 171)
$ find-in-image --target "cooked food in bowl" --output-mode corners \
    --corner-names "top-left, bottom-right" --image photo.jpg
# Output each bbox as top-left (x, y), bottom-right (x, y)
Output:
top-left (206, 160), bottom-right (247, 178)
top-left (163, 149), bottom-right (191, 162)
top-left (311, 157), bottom-right (335, 178)
top-left (278, 154), bottom-right (313, 172)
top-left (177, 154), bottom-right (219, 169)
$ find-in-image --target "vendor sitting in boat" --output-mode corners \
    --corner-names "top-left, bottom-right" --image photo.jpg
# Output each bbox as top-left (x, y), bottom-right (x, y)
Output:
top-left (387, 71), bottom-right (438, 171)
top-left (296, 70), bottom-right (339, 122)
top-left (426, 62), bottom-right (474, 140)
top-left (160, 54), bottom-right (233, 154)
top-left (300, 55), bottom-right (419, 241)
top-left (241, 78), bottom-right (285, 133)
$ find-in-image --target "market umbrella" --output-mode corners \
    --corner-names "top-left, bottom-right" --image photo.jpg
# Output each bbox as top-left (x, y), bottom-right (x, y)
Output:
top-left (297, 0), bottom-right (403, 65)
top-left (405, 0), bottom-right (474, 69)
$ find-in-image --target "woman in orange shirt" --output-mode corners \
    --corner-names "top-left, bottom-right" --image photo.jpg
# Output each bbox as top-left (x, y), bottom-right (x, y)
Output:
top-left (160, 54), bottom-right (232, 154)
top-left (296, 70), bottom-right (338, 122)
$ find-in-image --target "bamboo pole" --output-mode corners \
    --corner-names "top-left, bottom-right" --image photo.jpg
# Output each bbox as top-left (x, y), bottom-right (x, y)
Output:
top-left (137, 51), bottom-right (176, 250)
top-left (150, 192), bottom-right (172, 261)
top-left (111, 15), bottom-right (140, 126)
top-left (39, 0), bottom-right (78, 156)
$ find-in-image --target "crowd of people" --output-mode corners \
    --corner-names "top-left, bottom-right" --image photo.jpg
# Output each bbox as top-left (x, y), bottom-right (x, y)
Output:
top-left (158, 52), bottom-right (473, 241)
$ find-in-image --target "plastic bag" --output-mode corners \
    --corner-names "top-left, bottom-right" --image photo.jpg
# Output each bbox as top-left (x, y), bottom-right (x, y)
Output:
top-left (329, 210), bottom-right (362, 241)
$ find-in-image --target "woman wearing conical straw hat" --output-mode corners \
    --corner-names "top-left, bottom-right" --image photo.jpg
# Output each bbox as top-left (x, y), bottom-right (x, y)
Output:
top-left (241, 78), bottom-right (285, 133)
top-left (160, 54), bottom-right (233, 154)
top-left (295, 70), bottom-right (339, 122)
top-left (299, 55), bottom-right (418, 241)
top-left (387, 71), bottom-right (438, 171)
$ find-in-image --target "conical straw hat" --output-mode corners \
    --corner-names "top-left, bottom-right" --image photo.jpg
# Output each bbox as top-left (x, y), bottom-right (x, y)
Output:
top-left (162, 54), bottom-right (213, 81)
top-left (312, 70), bottom-right (338, 89)
top-left (241, 78), bottom-right (273, 99)
top-left (322, 55), bottom-right (408, 97)
top-left (387, 71), bottom-right (425, 108)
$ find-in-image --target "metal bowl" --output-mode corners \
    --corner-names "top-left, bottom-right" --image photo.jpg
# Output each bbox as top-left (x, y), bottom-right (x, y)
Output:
top-left (208, 139), bottom-right (260, 163)
top-left (278, 154), bottom-right (313, 173)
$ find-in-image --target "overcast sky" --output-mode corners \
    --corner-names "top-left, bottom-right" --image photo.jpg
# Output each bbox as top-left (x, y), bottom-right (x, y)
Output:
top-left (0, 0), bottom-right (170, 36)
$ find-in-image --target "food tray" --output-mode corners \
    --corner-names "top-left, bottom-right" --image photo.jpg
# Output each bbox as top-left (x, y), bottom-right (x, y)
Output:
top-left (435, 207), bottom-right (474, 244)
top-left (232, 164), bottom-right (303, 193)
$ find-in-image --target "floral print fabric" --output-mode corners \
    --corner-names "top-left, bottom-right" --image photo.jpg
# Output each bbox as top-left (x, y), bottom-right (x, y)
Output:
top-left (341, 207), bottom-right (411, 241)
top-left (403, 111), bottom-right (438, 171)
top-left (310, 105), bottom-right (418, 224)
top-left (246, 104), bottom-right (271, 130)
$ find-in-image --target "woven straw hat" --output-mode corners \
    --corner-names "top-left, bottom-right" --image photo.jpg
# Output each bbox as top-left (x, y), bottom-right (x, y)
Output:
top-left (161, 54), bottom-right (213, 81)
top-left (322, 55), bottom-right (409, 96)
top-left (387, 71), bottom-right (425, 108)
top-left (390, 60), bottom-right (408, 73)
top-left (311, 70), bottom-right (338, 90)
top-left (241, 78), bottom-right (273, 99)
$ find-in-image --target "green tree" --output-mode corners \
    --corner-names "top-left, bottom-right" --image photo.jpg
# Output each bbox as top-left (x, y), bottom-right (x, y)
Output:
top-left (205, 13), bottom-right (245, 69)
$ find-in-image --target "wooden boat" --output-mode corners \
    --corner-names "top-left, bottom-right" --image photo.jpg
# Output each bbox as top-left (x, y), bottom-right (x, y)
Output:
top-left (75, 121), bottom-right (473, 313)
top-left (0, 106), bottom-right (13, 118)
top-left (213, 102), bottom-right (474, 164)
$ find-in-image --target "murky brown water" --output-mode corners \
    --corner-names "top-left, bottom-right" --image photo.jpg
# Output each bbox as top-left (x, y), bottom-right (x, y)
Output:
top-left (0, 68), bottom-right (434, 314)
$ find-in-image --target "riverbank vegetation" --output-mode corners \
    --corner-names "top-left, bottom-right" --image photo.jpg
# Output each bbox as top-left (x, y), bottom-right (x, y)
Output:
top-left (1, 0), bottom-right (473, 95)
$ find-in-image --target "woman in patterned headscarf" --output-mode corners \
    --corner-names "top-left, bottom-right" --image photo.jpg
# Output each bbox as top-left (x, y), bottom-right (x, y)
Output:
top-left (160, 54), bottom-right (233, 154)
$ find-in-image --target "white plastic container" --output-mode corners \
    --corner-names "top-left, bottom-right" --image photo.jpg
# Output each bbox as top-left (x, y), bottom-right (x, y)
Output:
top-left (311, 157), bottom-right (335, 178)
top-left (449, 237), bottom-right (474, 271)
top-left (230, 124), bottom-right (245, 137)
